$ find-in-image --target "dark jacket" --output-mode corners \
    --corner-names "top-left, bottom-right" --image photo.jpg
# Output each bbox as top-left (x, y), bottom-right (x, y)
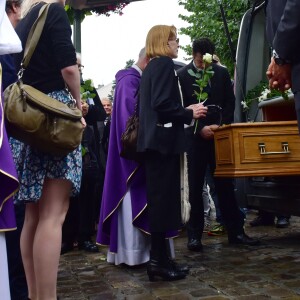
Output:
top-left (266, 0), bottom-right (300, 92)
top-left (137, 56), bottom-right (193, 154)
top-left (82, 88), bottom-right (106, 171)
top-left (0, 54), bottom-right (17, 90)
top-left (177, 61), bottom-right (235, 132)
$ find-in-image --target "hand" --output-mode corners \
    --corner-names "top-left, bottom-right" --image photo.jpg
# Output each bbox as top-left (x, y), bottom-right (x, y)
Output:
top-left (187, 103), bottom-right (208, 119)
top-left (80, 117), bottom-right (86, 128)
top-left (266, 57), bottom-right (292, 92)
top-left (209, 124), bottom-right (219, 131)
top-left (81, 101), bottom-right (89, 117)
top-left (200, 125), bottom-right (215, 140)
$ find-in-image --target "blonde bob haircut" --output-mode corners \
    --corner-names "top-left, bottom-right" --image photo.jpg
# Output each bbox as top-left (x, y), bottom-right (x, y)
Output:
top-left (146, 25), bottom-right (177, 58)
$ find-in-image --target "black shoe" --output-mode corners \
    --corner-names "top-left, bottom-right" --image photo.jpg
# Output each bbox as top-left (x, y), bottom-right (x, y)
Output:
top-left (147, 259), bottom-right (187, 282)
top-left (276, 217), bottom-right (290, 228)
top-left (78, 241), bottom-right (99, 253)
top-left (187, 238), bottom-right (203, 252)
top-left (168, 259), bottom-right (189, 274)
top-left (228, 233), bottom-right (260, 246)
top-left (250, 216), bottom-right (274, 227)
top-left (61, 242), bottom-right (74, 255)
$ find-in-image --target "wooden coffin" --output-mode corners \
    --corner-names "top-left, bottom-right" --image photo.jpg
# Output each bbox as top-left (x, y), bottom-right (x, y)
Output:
top-left (214, 121), bottom-right (300, 177)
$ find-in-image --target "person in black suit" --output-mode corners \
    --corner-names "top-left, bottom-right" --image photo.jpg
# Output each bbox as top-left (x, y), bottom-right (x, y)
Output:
top-left (177, 38), bottom-right (259, 251)
top-left (265, 0), bottom-right (300, 132)
top-left (61, 54), bottom-right (107, 254)
top-left (137, 25), bottom-right (207, 281)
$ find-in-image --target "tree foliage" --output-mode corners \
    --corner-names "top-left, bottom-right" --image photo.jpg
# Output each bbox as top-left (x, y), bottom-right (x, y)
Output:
top-left (178, 0), bottom-right (251, 76)
top-left (125, 59), bottom-right (135, 69)
top-left (65, 3), bottom-right (128, 24)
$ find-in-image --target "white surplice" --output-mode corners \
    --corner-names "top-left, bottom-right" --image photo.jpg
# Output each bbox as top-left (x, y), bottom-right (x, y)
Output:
top-left (0, 233), bottom-right (11, 300)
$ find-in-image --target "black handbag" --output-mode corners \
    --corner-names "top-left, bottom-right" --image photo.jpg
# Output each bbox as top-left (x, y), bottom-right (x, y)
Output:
top-left (120, 91), bottom-right (142, 162)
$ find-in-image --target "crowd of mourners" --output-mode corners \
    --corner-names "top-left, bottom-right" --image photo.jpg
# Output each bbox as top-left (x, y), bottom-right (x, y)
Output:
top-left (1, 0), bottom-right (299, 299)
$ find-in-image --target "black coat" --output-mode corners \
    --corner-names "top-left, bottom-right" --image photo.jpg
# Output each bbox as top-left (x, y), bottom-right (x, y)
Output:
top-left (82, 88), bottom-right (107, 171)
top-left (266, 0), bottom-right (300, 92)
top-left (177, 61), bottom-right (235, 133)
top-left (137, 56), bottom-right (193, 154)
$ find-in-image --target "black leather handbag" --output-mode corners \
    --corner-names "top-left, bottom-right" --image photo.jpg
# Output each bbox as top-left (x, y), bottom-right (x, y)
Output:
top-left (120, 91), bottom-right (142, 162)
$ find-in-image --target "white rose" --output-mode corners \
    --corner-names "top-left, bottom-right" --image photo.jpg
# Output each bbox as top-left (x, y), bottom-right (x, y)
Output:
top-left (241, 101), bottom-right (248, 109)
top-left (203, 53), bottom-right (213, 64)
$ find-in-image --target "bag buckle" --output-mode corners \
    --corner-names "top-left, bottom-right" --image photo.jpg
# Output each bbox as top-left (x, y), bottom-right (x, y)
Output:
top-left (17, 68), bottom-right (24, 80)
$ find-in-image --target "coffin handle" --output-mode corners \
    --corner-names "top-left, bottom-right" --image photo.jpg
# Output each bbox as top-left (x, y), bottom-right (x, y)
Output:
top-left (258, 142), bottom-right (290, 155)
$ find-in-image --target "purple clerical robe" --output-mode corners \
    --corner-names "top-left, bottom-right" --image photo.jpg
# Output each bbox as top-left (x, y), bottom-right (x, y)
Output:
top-left (96, 67), bottom-right (149, 252)
top-left (0, 90), bottom-right (18, 231)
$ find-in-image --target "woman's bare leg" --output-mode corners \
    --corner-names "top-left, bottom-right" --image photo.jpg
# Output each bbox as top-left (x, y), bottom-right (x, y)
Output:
top-left (34, 178), bottom-right (71, 300)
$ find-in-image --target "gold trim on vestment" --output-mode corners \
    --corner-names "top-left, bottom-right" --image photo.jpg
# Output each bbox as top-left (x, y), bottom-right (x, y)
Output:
top-left (102, 165), bottom-right (141, 223)
top-left (101, 163), bottom-right (180, 240)
top-left (0, 65), bottom-right (20, 213)
top-left (0, 227), bottom-right (17, 233)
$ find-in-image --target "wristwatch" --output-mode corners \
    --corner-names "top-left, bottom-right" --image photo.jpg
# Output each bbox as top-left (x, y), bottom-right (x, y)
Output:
top-left (273, 50), bottom-right (290, 66)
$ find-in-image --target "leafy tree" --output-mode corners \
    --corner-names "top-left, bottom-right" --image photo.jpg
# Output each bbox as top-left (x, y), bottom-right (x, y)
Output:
top-left (178, 0), bottom-right (252, 76)
top-left (65, 3), bottom-right (128, 24)
top-left (125, 59), bottom-right (135, 69)
top-left (108, 80), bottom-right (116, 102)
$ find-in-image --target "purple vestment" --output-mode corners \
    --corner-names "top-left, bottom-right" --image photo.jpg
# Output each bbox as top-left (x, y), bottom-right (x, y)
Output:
top-left (96, 67), bottom-right (150, 252)
top-left (0, 90), bottom-right (18, 231)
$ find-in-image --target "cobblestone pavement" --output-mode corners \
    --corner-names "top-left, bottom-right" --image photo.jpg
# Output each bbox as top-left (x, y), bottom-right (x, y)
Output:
top-left (57, 211), bottom-right (300, 300)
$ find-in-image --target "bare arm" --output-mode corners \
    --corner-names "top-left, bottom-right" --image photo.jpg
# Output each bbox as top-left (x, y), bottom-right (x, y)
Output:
top-left (61, 64), bottom-right (81, 110)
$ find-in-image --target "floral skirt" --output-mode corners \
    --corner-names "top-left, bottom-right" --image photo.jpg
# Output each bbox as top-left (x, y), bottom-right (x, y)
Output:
top-left (9, 89), bottom-right (82, 203)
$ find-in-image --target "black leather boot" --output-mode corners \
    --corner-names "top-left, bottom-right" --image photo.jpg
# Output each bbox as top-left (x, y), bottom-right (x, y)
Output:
top-left (148, 232), bottom-right (187, 281)
top-left (167, 258), bottom-right (189, 274)
top-left (147, 259), bottom-right (187, 281)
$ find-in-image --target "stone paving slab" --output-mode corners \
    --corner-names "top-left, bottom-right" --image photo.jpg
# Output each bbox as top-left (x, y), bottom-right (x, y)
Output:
top-left (57, 212), bottom-right (300, 299)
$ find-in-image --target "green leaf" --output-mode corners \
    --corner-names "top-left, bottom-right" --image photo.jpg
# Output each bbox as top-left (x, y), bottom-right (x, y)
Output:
top-left (81, 145), bottom-right (87, 156)
top-left (188, 69), bottom-right (197, 77)
top-left (201, 92), bottom-right (208, 100)
top-left (200, 81), bottom-right (207, 88)
top-left (85, 79), bottom-right (92, 86)
top-left (206, 70), bottom-right (215, 76)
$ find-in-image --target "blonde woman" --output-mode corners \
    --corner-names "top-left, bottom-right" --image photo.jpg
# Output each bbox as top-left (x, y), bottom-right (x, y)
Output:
top-left (136, 25), bottom-right (207, 281)
top-left (10, 0), bottom-right (85, 299)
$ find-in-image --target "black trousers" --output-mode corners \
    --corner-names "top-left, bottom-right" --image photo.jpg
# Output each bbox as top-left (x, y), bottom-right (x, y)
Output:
top-left (5, 203), bottom-right (28, 300)
top-left (144, 151), bottom-right (182, 233)
top-left (62, 166), bottom-right (104, 244)
top-left (187, 137), bottom-right (244, 239)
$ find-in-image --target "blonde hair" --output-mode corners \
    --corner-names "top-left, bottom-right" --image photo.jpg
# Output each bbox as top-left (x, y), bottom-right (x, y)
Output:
top-left (21, 0), bottom-right (56, 17)
top-left (146, 25), bottom-right (177, 58)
